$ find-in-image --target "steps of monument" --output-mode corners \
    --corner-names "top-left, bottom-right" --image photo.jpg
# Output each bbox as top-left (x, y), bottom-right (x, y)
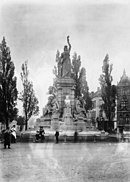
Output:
top-left (19, 130), bottom-right (119, 142)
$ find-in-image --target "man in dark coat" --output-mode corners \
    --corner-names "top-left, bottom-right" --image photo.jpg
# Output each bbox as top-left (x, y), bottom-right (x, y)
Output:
top-left (39, 127), bottom-right (45, 142)
top-left (74, 130), bottom-right (78, 142)
top-left (55, 131), bottom-right (59, 143)
top-left (4, 126), bottom-right (11, 149)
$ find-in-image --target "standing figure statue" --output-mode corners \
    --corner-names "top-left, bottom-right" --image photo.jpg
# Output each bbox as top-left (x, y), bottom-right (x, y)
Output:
top-left (64, 95), bottom-right (71, 108)
top-left (64, 95), bottom-right (72, 116)
top-left (60, 36), bottom-right (71, 77)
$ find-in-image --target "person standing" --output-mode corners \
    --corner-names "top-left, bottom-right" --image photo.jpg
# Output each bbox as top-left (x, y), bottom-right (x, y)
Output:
top-left (55, 131), bottom-right (59, 143)
top-left (4, 126), bottom-right (11, 149)
top-left (11, 125), bottom-right (16, 143)
top-left (39, 127), bottom-right (45, 142)
top-left (35, 130), bottom-right (40, 141)
top-left (74, 130), bottom-right (78, 142)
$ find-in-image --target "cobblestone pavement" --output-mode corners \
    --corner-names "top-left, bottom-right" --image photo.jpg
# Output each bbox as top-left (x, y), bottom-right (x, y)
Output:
top-left (0, 142), bottom-right (130, 182)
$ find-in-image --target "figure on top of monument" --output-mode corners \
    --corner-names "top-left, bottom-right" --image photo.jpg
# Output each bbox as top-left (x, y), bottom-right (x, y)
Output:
top-left (60, 36), bottom-right (72, 77)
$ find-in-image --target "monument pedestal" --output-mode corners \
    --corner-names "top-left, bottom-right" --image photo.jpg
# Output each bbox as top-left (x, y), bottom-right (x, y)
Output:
top-left (51, 113), bottom-right (60, 131)
top-left (62, 106), bottom-right (74, 131)
top-left (76, 117), bottom-right (86, 131)
top-left (56, 77), bottom-right (75, 111)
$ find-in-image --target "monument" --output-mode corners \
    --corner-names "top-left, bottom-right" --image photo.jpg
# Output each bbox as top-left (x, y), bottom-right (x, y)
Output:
top-left (41, 36), bottom-right (90, 131)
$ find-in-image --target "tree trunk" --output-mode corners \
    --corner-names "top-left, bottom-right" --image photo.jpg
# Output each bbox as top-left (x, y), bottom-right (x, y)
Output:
top-left (25, 113), bottom-right (28, 130)
top-left (5, 114), bottom-right (9, 129)
top-left (25, 119), bottom-right (28, 130)
top-left (6, 119), bottom-right (9, 129)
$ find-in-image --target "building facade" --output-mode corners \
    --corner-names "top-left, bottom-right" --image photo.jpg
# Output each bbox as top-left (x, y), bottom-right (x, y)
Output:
top-left (90, 87), bottom-right (106, 130)
top-left (117, 70), bottom-right (130, 131)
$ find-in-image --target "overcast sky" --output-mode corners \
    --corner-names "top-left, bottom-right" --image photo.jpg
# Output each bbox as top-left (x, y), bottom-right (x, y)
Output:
top-left (0, 0), bottom-right (130, 116)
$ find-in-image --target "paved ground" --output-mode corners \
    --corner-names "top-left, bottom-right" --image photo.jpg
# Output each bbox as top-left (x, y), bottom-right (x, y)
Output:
top-left (0, 142), bottom-right (130, 182)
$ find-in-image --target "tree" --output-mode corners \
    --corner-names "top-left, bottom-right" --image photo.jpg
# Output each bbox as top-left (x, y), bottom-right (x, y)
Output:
top-left (79, 67), bottom-right (92, 111)
top-left (71, 52), bottom-right (92, 112)
top-left (0, 37), bottom-right (18, 128)
top-left (71, 52), bottom-right (81, 98)
top-left (53, 50), bottom-right (61, 78)
top-left (20, 61), bottom-right (39, 130)
top-left (16, 115), bottom-right (24, 131)
top-left (43, 51), bottom-right (60, 116)
top-left (99, 54), bottom-right (117, 131)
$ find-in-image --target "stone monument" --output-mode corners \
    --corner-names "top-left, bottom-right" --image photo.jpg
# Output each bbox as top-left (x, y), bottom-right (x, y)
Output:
top-left (40, 36), bottom-right (90, 131)
top-left (55, 36), bottom-right (75, 131)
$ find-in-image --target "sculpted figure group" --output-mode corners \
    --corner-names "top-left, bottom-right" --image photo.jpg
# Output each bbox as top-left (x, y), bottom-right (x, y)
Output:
top-left (74, 97), bottom-right (87, 118)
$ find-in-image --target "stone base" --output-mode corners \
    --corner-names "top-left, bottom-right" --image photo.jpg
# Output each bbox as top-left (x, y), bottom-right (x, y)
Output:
top-left (36, 117), bottom-right (51, 129)
top-left (51, 118), bottom-right (60, 131)
top-left (86, 119), bottom-right (94, 130)
top-left (62, 113), bottom-right (74, 131)
top-left (75, 117), bottom-right (87, 131)
top-left (56, 77), bottom-right (75, 110)
top-left (61, 124), bottom-right (74, 131)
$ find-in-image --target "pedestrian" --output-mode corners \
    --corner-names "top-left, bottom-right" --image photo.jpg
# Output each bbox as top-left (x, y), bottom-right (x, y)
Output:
top-left (35, 130), bottom-right (40, 141)
top-left (39, 126), bottom-right (45, 142)
top-left (120, 127), bottom-right (124, 142)
top-left (74, 130), bottom-right (78, 142)
top-left (11, 125), bottom-right (16, 143)
top-left (55, 131), bottom-right (59, 143)
top-left (4, 126), bottom-right (11, 149)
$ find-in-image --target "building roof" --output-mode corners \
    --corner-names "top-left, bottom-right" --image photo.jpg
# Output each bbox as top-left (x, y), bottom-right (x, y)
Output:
top-left (118, 70), bottom-right (130, 87)
top-left (91, 87), bottom-right (101, 98)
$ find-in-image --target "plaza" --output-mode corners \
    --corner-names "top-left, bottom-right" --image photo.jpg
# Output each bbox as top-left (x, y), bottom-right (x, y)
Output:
top-left (1, 2), bottom-right (130, 182)
top-left (0, 142), bottom-right (130, 182)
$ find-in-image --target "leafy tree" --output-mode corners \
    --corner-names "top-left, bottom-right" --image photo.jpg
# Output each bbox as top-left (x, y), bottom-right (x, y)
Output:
top-left (16, 115), bottom-right (24, 131)
top-left (99, 54), bottom-right (117, 131)
top-left (0, 37), bottom-right (18, 128)
top-left (43, 51), bottom-right (60, 116)
top-left (79, 67), bottom-right (92, 111)
top-left (71, 52), bottom-right (92, 112)
top-left (20, 61), bottom-right (39, 130)
top-left (71, 52), bottom-right (81, 98)
top-left (53, 50), bottom-right (61, 78)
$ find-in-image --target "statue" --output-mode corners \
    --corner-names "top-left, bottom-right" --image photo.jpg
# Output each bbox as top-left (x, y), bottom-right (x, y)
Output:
top-left (51, 97), bottom-right (59, 114)
top-left (43, 96), bottom-right (53, 117)
top-left (64, 95), bottom-right (71, 107)
top-left (43, 96), bottom-right (59, 117)
top-left (74, 97), bottom-right (87, 118)
top-left (64, 95), bottom-right (72, 115)
top-left (60, 36), bottom-right (71, 77)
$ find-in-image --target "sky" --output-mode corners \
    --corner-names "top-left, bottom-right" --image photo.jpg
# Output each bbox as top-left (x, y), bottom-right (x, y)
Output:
top-left (0, 0), bottom-right (130, 116)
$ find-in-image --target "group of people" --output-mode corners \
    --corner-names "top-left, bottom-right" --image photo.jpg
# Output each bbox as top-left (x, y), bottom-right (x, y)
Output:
top-left (3, 125), bottom-right (76, 147)
top-left (35, 126), bottom-right (45, 142)
top-left (3, 125), bottom-right (16, 149)
top-left (35, 127), bottom-right (59, 144)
